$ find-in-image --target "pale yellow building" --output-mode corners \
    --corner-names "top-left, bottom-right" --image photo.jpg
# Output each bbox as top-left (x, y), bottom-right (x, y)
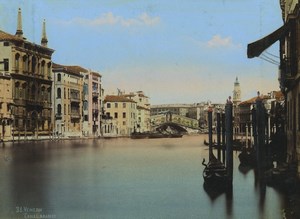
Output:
top-left (124, 91), bottom-right (150, 133)
top-left (0, 8), bottom-right (54, 140)
top-left (52, 64), bottom-right (84, 138)
top-left (104, 95), bottom-right (137, 136)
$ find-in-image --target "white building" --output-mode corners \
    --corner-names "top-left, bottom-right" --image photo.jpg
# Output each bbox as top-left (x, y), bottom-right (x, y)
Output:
top-left (82, 70), bottom-right (103, 137)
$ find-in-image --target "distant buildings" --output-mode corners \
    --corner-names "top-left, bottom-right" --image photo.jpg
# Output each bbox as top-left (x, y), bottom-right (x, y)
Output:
top-left (103, 91), bottom-right (151, 136)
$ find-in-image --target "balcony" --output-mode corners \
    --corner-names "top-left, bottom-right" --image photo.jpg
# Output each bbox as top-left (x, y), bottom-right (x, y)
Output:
top-left (279, 59), bottom-right (295, 89)
top-left (55, 113), bottom-right (62, 120)
top-left (70, 112), bottom-right (81, 119)
top-left (70, 97), bottom-right (80, 103)
top-left (27, 99), bottom-right (43, 106)
top-left (14, 99), bottom-right (26, 106)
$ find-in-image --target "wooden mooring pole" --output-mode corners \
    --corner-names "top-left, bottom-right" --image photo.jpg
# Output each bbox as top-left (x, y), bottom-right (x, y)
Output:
top-left (256, 96), bottom-right (266, 171)
top-left (222, 111), bottom-right (226, 164)
top-left (225, 97), bottom-right (233, 184)
top-left (217, 110), bottom-right (221, 161)
top-left (208, 107), bottom-right (213, 160)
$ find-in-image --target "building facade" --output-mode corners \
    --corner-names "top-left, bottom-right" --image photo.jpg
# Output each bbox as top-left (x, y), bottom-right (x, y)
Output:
top-left (279, 0), bottom-right (300, 174)
top-left (124, 91), bottom-right (150, 133)
top-left (52, 64), bottom-right (84, 138)
top-left (104, 95), bottom-right (137, 136)
top-left (82, 70), bottom-right (103, 137)
top-left (0, 8), bottom-right (54, 141)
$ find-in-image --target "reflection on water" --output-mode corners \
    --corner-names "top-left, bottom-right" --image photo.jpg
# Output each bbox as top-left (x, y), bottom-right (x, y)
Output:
top-left (0, 136), bottom-right (287, 219)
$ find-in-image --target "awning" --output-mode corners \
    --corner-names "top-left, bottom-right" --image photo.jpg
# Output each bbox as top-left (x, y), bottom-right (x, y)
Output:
top-left (247, 22), bottom-right (290, 58)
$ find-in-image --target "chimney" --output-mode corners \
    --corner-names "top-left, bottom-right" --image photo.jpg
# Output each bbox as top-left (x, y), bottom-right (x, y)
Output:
top-left (41, 19), bottom-right (48, 47)
top-left (15, 8), bottom-right (23, 38)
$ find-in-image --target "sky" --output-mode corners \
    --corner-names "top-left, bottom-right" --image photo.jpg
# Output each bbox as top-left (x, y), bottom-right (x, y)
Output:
top-left (0, 0), bottom-right (283, 105)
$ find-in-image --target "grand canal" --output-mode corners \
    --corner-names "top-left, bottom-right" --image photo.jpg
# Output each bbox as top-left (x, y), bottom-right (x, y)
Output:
top-left (0, 135), bottom-right (290, 219)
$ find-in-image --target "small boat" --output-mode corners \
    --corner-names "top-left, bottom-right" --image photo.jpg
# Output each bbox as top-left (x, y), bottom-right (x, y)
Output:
top-left (131, 132), bottom-right (149, 139)
top-left (169, 133), bottom-right (183, 138)
top-left (202, 155), bottom-right (227, 185)
top-left (238, 147), bottom-right (256, 166)
top-left (148, 132), bottom-right (167, 138)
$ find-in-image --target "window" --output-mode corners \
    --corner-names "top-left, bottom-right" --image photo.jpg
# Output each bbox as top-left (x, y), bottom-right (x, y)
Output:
top-left (106, 112), bottom-right (111, 118)
top-left (3, 59), bottom-right (9, 71)
top-left (123, 112), bottom-right (126, 118)
top-left (114, 112), bottom-right (118, 118)
top-left (23, 56), bottom-right (28, 72)
top-left (84, 115), bottom-right (88, 121)
top-left (57, 73), bottom-right (61, 81)
top-left (41, 60), bottom-right (45, 75)
top-left (123, 121), bottom-right (126, 125)
top-left (107, 103), bottom-right (111, 108)
top-left (47, 62), bottom-right (51, 77)
top-left (57, 104), bottom-right (61, 114)
top-left (15, 54), bottom-right (20, 71)
top-left (57, 88), bottom-right (61, 99)
top-left (115, 103), bottom-right (118, 108)
top-left (64, 104), bottom-right (66, 115)
top-left (123, 103), bottom-right (126, 108)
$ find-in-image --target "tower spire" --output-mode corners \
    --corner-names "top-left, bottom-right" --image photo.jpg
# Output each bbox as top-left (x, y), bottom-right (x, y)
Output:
top-left (41, 19), bottom-right (48, 47)
top-left (15, 8), bottom-right (23, 38)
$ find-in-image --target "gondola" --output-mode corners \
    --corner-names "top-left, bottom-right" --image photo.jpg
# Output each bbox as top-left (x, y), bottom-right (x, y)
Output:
top-left (238, 147), bottom-right (256, 167)
top-left (130, 132), bottom-right (149, 139)
top-left (202, 154), bottom-right (227, 185)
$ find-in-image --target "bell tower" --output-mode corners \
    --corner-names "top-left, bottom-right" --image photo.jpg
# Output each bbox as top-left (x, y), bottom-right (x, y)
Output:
top-left (15, 8), bottom-right (23, 38)
top-left (233, 77), bottom-right (241, 105)
top-left (41, 19), bottom-right (48, 47)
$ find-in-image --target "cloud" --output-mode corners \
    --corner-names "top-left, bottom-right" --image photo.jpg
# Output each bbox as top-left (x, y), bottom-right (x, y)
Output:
top-left (60, 12), bottom-right (160, 27)
top-left (207, 35), bottom-right (233, 47)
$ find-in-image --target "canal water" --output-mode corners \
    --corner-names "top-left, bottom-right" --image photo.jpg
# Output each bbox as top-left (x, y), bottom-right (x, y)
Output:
top-left (0, 135), bottom-right (288, 219)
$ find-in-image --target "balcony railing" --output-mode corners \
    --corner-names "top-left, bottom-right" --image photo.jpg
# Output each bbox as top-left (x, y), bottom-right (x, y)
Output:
top-left (70, 112), bottom-right (81, 119)
top-left (55, 113), bottom-right (62, 120)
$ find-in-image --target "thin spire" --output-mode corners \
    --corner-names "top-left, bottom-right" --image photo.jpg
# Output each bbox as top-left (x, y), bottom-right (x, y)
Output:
top-left (41, 19), bottom-right (48, 47)
top-left (15, 8), bottom-right (23, 38)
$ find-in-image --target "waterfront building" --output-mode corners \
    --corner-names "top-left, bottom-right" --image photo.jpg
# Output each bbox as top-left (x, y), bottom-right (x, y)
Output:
top-left (82, 70), bottom-right (103, 137)
top-left (104, 95), bottom-right (137, 136)
top-left (52, 64), bottom-right (84, 138)
top-left (279, 0), bottom-right (300, 174)
top-left (248, 0), bottom-right (300, 177)
top-left (0, 8), bottom-right (54, 141)
top-left (124, 91), bottom-right (150, 132)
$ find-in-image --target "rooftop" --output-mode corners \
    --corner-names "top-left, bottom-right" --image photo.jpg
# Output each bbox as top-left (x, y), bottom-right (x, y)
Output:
top-left (104, 95), bottom-right (136, 103)
top-left (53, 63), bottom-right (88, 76)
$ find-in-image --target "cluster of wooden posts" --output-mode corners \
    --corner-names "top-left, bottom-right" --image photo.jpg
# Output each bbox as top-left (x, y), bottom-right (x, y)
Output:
top-left (203, 95), bottom-right (276, 189)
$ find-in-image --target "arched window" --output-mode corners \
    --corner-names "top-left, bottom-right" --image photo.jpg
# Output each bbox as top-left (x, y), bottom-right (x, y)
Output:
top-left (57, 88), bottom-right (61, 99)
top-left (14, 82), bottom-right (20, 98)
top-left (47, 87), bottom-right (51, 102)
top-left (41, 60), bottom-right (45, 76)
top-left (23, 55), bottom-right (28, 72)
top-left (31, 56), bottom-right (36, 74)
top-left (31, 85), bottom-right (36, 100)
top-left (47, 62), bottom-right (51, 77)
top-left (57, 73), bottom-right (61, 81)
top-left (57, 104), bottom-right (62, 115)
top-left (41, 86), bottom-right (46, 100)
top-left (22, 83), bottom-right (27, 99)
top-left (15, 53), bottom-right (20, 72)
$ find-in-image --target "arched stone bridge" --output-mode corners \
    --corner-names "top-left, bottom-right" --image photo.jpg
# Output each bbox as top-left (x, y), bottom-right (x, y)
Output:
top-left (150, 113), bottom-right (199, 133)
